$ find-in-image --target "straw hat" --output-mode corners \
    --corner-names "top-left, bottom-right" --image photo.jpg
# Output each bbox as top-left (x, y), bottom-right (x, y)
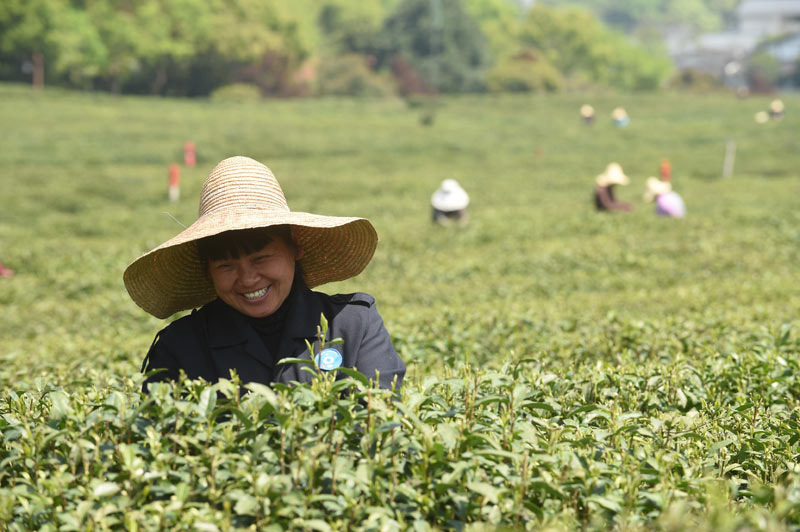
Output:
top-left (595, 162), bottom-right (630, 187)
top-left (770, 99), bottom-right (784, 113)
top-left (611, 107), bottom-right (628, 120)
top-left (643, 176), bottom-right (672, 202)
top-left (431, 179), bottom-right (469, 211)
top-left (580, 104), bottom-right (595, 117)
top-left (124, 156), bottom-right (378, 318)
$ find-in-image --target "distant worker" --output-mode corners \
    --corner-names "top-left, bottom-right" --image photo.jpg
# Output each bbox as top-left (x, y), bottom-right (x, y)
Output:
top-left (431, 179), bottom-right (469, 226)
top-left (769, 99), bottom-right (784, 120)
top-left (611, 107), bottom-right (630, 127)
top-left (0, 263), bottom-right (13, 278)
top-left (644, 177), bottom-right (685, 218)
top-left (580, 104), bottom-right (595, 125)
top-left (594, 162), bottom-right (633, 212)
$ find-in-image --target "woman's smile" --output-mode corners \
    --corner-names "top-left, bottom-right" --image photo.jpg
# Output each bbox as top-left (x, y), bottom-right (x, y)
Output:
top-left (243, 286), bottom-right (270, 300)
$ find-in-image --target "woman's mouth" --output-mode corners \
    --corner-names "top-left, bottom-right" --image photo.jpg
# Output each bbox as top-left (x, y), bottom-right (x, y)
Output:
top-left (243, 286), bottom-right (269, 300)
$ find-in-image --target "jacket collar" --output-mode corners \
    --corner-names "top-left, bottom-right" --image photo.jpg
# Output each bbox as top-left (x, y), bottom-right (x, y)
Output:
top-left (283, 281), bottom-right (323, 342)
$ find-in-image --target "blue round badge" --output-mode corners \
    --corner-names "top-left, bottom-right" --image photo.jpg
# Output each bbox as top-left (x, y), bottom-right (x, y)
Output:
top-left (315, 348), bottom-right (343, 371)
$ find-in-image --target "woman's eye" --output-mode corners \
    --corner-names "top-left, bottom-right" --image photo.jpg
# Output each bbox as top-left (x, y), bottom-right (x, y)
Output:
top-left (214, 263), bottom-right (232, 271)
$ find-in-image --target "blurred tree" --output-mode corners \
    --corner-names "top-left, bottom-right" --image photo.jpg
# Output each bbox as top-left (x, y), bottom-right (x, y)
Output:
top-left (0, 0), bottom-right (73, 87)
top-left (0, 0), bottom-right (310, 96)
top-left (376, 0), bottom-right (490, 93)
top-left (518, 5), bottom-right (672, 90)
top-left (47, 8), bottom-right (106, 88)
top-left (317, 54), bottom-right (395, 97)
top-left (486, 49), bottom-right (564, 92)
top-left (540, 0), bottom-right (739, 34)
top-left (317, 0), bottom-right (389, 54)
top-left (462, 0), bottom-right (525, 57)
top-left (203, 0), bottom-right (308, 96)
top-left (746, 51), bottom-right (781, 93)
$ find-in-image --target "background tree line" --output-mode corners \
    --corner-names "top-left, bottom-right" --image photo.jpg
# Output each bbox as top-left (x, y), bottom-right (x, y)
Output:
top-left (2, 0), bottom-right (742, 98)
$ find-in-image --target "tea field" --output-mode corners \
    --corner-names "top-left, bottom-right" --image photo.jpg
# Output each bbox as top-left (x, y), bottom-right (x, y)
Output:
top-left (1, 83), bottom-right (800, 530)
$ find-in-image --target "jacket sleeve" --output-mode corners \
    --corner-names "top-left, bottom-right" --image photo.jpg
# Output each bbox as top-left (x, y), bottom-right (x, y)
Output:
top-left (355, 301), bottom-right (406, 390)
top-left (141, 330), bottom-right (182, 393)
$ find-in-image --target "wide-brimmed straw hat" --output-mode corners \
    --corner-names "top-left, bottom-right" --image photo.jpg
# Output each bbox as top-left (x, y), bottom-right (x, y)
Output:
top-left (431, 179), bottom-right (469, 211)
top-left (124, 156), bottom-right (378, 318)
top-left (595, 162), bottom-right (630, 187)
top-left (643, 176), bottom-right (672, 202)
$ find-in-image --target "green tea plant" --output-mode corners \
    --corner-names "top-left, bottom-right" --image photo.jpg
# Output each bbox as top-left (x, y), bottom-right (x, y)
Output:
top-left (2, 331), bottom-right (800, 530)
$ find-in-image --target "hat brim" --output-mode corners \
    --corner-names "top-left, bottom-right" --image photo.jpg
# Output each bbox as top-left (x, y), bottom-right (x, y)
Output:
top-left (123, 208), bottom-right (377, 318)
top-left (596, 174), bottom-right (629, 187)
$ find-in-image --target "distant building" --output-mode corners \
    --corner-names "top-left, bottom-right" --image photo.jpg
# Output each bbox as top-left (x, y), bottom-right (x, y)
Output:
top-left (666, 0), bottom-right (800, 88)
top-left (738, 0), bottom-right (800, 38)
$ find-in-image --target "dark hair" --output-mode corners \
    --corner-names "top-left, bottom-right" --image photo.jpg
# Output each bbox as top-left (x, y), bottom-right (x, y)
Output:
top-left (196, 226), bottom-right (294, 263)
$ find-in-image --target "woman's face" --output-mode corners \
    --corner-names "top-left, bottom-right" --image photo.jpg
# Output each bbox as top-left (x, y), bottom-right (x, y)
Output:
top-left (208, 237), bottom-right (299, 318)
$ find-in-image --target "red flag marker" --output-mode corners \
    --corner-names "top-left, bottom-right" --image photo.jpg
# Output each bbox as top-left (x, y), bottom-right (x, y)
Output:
top-left (660, 158), bottom-right (672, 181)
top-left (168, 163), bottom-right (180, 202)
top-left (184, 141), bottom-right (196, 167)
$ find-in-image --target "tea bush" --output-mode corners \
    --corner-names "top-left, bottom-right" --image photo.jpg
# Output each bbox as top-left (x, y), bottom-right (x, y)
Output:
top-left (1, 83), bottom-right (799, 530)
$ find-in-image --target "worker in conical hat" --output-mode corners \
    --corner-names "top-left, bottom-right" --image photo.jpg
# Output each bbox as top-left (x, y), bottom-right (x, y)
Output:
top-left (644, 176), bottom-right (685, 218)
top-left (593, 162), bottom-right (634, 212)
top-left (431, 179), bottom-right (470, 227)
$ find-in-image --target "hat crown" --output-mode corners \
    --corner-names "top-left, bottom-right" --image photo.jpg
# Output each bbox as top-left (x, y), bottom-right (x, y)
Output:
top-left (198, 156), bottom-right (290, 217)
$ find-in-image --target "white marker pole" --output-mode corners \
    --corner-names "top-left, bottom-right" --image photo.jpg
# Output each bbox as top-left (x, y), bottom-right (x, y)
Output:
top-left (722, 139), bottom-right (736, 178)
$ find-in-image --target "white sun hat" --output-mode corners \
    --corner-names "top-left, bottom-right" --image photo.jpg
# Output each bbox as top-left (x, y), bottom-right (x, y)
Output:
top-left (431, 179), bottom-right (469, 211)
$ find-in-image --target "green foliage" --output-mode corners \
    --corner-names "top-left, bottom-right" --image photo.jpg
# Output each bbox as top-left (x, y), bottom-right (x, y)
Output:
top-left (747, 51), bottom-right (782, 93)
top-left (0, 0), bottom-right (311, 95)
top-left (667, 68), bottom-right (723, 92)
top-left (487, 50), bottom-right (564, 92)
top-left (0, 0), bottom-right (65, 55)
top-left (1, 84), bottom-right (800, 529)
top-left (462, 0), bottom-right (526, 56)
top-left (3, 332), bottom-right (800, 529)
top-left (316, 1), bottom-right (388, 55)
top-left (518, 5), bottom-right (673, 91)
top-left (541, 0), bottom-right (740, 33)
top-left (377, 0), bottom-right (491, 93)
top-left (316, 55), bottom-right (396, 97)
top-left (209, 83), bottom-right (262, 102)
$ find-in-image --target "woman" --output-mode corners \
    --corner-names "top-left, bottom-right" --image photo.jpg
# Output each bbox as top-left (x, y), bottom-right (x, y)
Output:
top-left (644, 176), bottom-right (686, 218)
top-left (124, 156), bottom-right (405, 392)
top-left (594, 162), bottom-right (634, 212)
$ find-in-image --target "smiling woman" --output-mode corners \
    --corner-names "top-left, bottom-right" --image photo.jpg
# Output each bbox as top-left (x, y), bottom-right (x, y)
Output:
top-left (123, 156), bottom-right (405, 393)
top-left (199, 227), bottom-right (299, 319)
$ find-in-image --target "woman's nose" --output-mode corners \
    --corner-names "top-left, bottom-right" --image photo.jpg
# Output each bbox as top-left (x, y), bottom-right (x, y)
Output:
top-left (237, 263), bottom-right (260, 285)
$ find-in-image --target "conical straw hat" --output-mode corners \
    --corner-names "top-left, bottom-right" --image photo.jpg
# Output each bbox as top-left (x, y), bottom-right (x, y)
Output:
top-left (124, 156), bottom-right (378, 318)
top-left (595, 162), bottom-right (630, 187)
top-left (643, 176), bottom-right (672, 202)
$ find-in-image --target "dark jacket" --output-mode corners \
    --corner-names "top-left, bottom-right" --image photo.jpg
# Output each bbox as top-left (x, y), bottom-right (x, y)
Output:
top-left (594, 185), bottom-right (633, 212)
top-left (141, 284), bottom-right (405, 392)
